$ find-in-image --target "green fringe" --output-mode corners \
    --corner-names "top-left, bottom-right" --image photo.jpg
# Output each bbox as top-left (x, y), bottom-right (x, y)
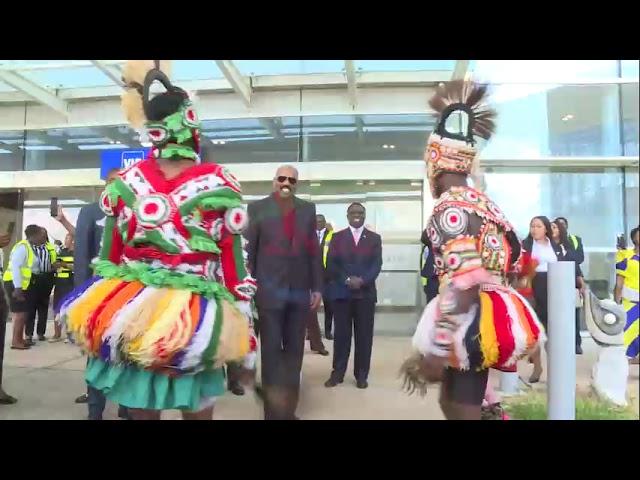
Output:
top-left (94, 260), bottom-right (235, 302)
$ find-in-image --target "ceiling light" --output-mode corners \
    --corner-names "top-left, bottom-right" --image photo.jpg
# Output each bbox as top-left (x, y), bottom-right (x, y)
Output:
top-left (562, 114), bottom-right (574, 122)
top-left (368, 180), bottom-right (376, 185)
top-left (19, 145), bottom-right (62, 151)
top-left (140, 142), bottom-right (152, 147)
top-left (212, 140), bottom-right (227, 145)
top-left (356, 181), bottom-right (364, 185)
top-left (0, 149), bottom-right (13, 154)
top-left (77, 144), bottom-right (130, 150)
top-left (382, 144), bottom-right (389, 149)
top-left (389, 144), bottom-right (396, 149)
top-left (310, 182), bottom-right (321, 187)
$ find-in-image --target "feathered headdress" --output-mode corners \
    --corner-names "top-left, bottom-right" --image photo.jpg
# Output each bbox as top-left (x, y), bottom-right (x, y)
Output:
top-left (121, 60), bottom-right (173, 129)
top-left (424, 81), bottom-right (497, 195)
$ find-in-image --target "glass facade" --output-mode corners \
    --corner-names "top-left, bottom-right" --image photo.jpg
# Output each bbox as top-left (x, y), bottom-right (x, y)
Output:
top-left (1, 60), bottom-right (638, 313)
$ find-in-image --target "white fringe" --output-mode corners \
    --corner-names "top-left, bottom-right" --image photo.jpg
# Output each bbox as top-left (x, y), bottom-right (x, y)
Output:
top-left (179, 298), bottom-right (217, 370)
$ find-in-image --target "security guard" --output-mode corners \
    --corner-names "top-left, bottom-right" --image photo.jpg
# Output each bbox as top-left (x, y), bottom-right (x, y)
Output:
top-left (2, 225), bottom-right (47, 350)
top-left (50, 233), bottom-right (74, 342)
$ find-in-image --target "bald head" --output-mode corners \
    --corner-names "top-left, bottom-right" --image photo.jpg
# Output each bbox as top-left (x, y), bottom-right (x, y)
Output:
top-left (273, 164), bottom-right (299, 199)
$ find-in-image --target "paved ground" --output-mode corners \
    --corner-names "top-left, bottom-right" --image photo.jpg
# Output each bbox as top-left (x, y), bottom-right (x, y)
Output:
top-left (1, 322), bottom-right (638, 420)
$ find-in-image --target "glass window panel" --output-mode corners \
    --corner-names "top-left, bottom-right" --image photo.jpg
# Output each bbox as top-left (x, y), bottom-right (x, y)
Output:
top-left (201, 116), bottom-right (300, 164)
top-left (622, 82), bottom-right (639, 156)
top-left (483, 167), bottom-right (624, 294)
top-left (355, 60), bottom-right (455, 71)
top-left (23, 125), bottom-right (140, 170)
top-left (172, 60), bottom-right (222, 81)
top-left (234, 60), bottom-right (343, 76)
top-left (621, 60), bottom-right (639, 78)
top-left (22, 67), bottom-right (116, 89)
top-left (0, 130), bottom-right (24, 171)
top-left (303, 114), bottom-right (433, 162)
top-left (625, 168), bottom-right (639, 238)
top-left (482, 84), bottom-right (622, 158)
top-left (471, 60), bottom-right (619, 83)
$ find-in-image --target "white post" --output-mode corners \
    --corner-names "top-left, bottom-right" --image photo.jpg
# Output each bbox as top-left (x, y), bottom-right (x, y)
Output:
top-left (547, 261), bottom-right (576, 420)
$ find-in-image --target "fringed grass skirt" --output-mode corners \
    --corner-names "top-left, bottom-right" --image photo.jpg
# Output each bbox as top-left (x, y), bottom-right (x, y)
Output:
top-left (413, 285), bottom-right (545, 372)
top-left (59, 276), bottom-right (252, 410)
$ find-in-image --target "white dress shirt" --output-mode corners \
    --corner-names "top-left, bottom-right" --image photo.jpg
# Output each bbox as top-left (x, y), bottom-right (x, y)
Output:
top-left (531, 238), bottom-right (558, 273)
top-left (349, 225), bottom-right (364, 246)
top-left (317, 228), bottom-right (326, 245)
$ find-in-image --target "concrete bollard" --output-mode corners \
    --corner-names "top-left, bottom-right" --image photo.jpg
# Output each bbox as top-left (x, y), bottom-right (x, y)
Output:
top-left (547, 261), bottom-right (576, 420)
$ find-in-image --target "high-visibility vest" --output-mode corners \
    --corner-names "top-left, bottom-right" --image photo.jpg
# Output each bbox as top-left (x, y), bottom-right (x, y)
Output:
top-left (570, 234), bottom-right (579, 250)
top-left (56, 248), bottom-right (74, 279)
top-left (322, 230), bottom-right (334, 268)
top-left (2, 240), bottom-right (35, 290)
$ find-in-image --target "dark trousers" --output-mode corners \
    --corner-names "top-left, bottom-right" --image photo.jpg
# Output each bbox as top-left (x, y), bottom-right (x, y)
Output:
top-left (425, 280), bottom-right (439, 305)
top-left (88, 385), bottom-right (106, 420)
top-left (306, 311), bottom-right (326, 352)
top-left (323, 295), bottom-right (334, 335)
top-left (532, 273), bottom-right (549, 330)
top-left (575, 308), bottom-right (582, 348)
top-left (331, 298), bottom-right (375, 383)
top-left (258, 301), bottom-right (308, 420)
top-left (26, 273), bottom-right (55, 337)
top-left (0, 286), bottom-right (8, 387)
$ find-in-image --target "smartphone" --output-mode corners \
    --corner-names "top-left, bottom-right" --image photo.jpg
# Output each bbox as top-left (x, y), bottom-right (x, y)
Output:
top-left (6, 221), bottom-right (15, 237)
top-left (50, 197), bottom-right (58, 218)
top-left (616, 233), bottom-right (626, 250)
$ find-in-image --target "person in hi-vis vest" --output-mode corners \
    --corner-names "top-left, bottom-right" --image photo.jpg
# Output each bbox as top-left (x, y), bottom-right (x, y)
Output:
top-left (2, 225), bottom-right (48, 350)
top-left (50, 233), bottom-right (74, 342)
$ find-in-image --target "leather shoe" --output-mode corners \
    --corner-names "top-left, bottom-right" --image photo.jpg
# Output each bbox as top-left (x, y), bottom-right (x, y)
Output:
top-left (325, 333), bottom-right (334, 340)
top-left (324, 377), bottom-right (343, 388)
top-left (315, 349), bottom-right (330, 356)
top-left (75, 393), bottom-right (88, 404)
top-left (0, 392), bottom-right (17, 405)
top-left (576, 345), bottom-right (583, 355)
top-left (356, 380), bottom-right (368, 389)
top-left (229, 383), bottom-right (245, 396)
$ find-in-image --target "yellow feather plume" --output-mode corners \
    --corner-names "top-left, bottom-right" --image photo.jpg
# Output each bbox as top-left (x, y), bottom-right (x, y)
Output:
top-left (120, 60), bottom-right (172, 130)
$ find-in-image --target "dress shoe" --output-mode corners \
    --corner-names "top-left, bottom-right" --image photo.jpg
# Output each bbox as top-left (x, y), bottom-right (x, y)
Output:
top-left (0, 391), bottom-right (17, 405)
top-left (324, 377), bottom-right (343, 388)
top-left (75, 393), bottom-right (89, 404)
top-left (38, 335), bottom-right (47, 342)
top-left (314, 349), bottom-right (330, 356)
top-left (25, 337), bottom-right (35, 347)
top-left (576, 345), bottom-right (583, 355)
top-left (325, 333), bottom-right (334, 340)
top-left (228, 383), bottom-right (245, 396)
top-left (356, 380), bottom-right (368, 389)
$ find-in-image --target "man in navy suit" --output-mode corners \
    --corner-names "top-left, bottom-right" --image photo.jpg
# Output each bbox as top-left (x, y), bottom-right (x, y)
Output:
top-left (324, 203), bottom-right (382, 389)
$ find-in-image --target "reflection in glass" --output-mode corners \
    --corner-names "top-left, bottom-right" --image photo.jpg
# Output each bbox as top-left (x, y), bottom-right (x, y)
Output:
top-left (23, 125), bottom-right (140, 170)
top-left (0, 130), bottom-right (24, 171)
top-left (484, 168), bottom-right (625, 294)
top-left (234, 60), bottom-right (344, 76)
top-left (621, 83), bottom-right (639, 156)
top-left (482, 84), bottom-right (622, 158)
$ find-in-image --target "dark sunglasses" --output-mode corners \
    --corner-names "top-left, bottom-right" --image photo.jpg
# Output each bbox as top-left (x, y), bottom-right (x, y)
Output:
top-left (277, 176), bottom-right (297, 185)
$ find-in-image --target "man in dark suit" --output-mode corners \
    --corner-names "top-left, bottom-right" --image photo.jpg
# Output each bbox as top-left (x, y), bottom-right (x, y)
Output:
top-left (317, 215), bottom-right (335, 340)
top-left (73, 168), bottom-right (129, 420)
top-left (324, 203), bottom-right (382, 389)
top-left (420, 229), bottom-right (439, 305)
top-left (245, 165), bottom-right (323, 420)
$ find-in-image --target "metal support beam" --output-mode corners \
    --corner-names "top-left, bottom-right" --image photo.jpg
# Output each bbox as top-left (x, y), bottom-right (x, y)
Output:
top-left (0, 70), bottom-right (68, 117)
top-left (452, 60), bottom-right (470, 80)
top-left (90, 61), bottom-right (125, 88)
top-left (259, 118), bottom-right (284, 140)
top-left (215, 60), bottom-right (252, 107)
top-left (345, 60), bottom-right (358, 108)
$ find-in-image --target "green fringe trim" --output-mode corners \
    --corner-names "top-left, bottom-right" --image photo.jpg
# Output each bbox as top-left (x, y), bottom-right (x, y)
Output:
top-left (94, 260), bottom-right (235, 302)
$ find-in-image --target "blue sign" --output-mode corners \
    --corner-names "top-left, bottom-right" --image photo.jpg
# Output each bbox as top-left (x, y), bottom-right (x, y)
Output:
top-left (100, 148), bottom-right (151, 179)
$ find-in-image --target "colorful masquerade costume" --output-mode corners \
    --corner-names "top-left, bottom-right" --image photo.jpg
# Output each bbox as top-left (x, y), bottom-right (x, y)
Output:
top-left (58, 61), bottom-right (257, 411)
top-left (407, 82), bottom-right (544, 382)
top-left (616, 248), bottom-right (639, 359)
